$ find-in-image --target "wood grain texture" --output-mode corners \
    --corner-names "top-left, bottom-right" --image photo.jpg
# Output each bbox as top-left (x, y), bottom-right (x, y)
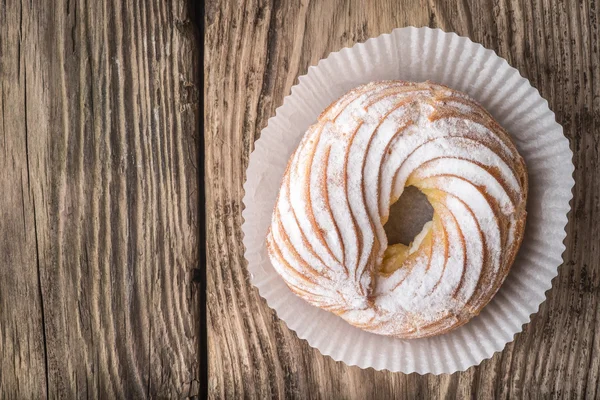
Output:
top-left (0, 0), bottom-right (200, 397)
top-left (205, 0), bottom-right (599, 398)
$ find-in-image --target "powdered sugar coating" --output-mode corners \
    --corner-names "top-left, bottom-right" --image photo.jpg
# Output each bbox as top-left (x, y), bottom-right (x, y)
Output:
top-left (266, 81), bottom-right (528, 338)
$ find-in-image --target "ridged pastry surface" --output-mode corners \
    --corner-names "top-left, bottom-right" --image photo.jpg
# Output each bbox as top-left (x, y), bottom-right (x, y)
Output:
top-left (266, 81), bottom-right (528, 338)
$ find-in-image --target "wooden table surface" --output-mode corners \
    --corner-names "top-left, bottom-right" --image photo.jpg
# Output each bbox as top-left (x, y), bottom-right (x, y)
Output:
top-left (1, 0), bottom-right (598, 398)
top-left (1, 0), bottom-right (201, 398)
top-left (205, 0), bottom-right (600, 399)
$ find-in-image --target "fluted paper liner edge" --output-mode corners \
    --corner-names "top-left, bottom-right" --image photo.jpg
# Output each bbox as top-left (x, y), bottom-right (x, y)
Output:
top-left (241, 27), bottom-right (574, 374)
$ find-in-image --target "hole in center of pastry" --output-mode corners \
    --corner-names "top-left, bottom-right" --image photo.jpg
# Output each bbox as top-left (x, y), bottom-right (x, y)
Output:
top-left (384, 186), bottom-right (434, 246)
top-left (380, 186), bottom-right (434, 274)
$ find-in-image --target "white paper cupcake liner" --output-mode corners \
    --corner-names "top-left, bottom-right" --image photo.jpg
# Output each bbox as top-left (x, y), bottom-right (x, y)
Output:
top-left (242, 27), bottom-right (574, 374)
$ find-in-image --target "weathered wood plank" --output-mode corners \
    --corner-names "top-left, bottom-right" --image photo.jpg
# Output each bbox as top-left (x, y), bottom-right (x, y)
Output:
top-left (0, 0), bottom-right (201, 397)
top-left (205, 0), bottom-right (599, 398)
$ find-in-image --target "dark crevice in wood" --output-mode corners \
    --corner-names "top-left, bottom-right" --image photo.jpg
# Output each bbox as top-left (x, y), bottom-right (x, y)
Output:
top-left (194, 0), bottom-right (207, 398)
top-left (24, 57), bottom-right (49, 396)
top-left (33, 194), bottom-right (50, 398)
top-left (23, 67), bottom-right (31, 190)
top-left (255, 0), bottom-right (279, 138)
top-left (147, 320), bottom-right (152, 398)
top-left (70, 1), bottom-right (76, 53)
top-left (20, 176), bottom-right (27, 234)
top-left (17, 0), bottom-right (22, 78)
top-left (1, 84), bottom-right (6, 155)
top-left (428, 10), bottom-right (437, 28)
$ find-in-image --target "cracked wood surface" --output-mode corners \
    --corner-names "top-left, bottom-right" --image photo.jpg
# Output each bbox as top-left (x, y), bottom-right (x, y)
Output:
top-left (0, 0), bottom-right (201, 397)
top-left (205, 0), bottom-right (600, 398)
